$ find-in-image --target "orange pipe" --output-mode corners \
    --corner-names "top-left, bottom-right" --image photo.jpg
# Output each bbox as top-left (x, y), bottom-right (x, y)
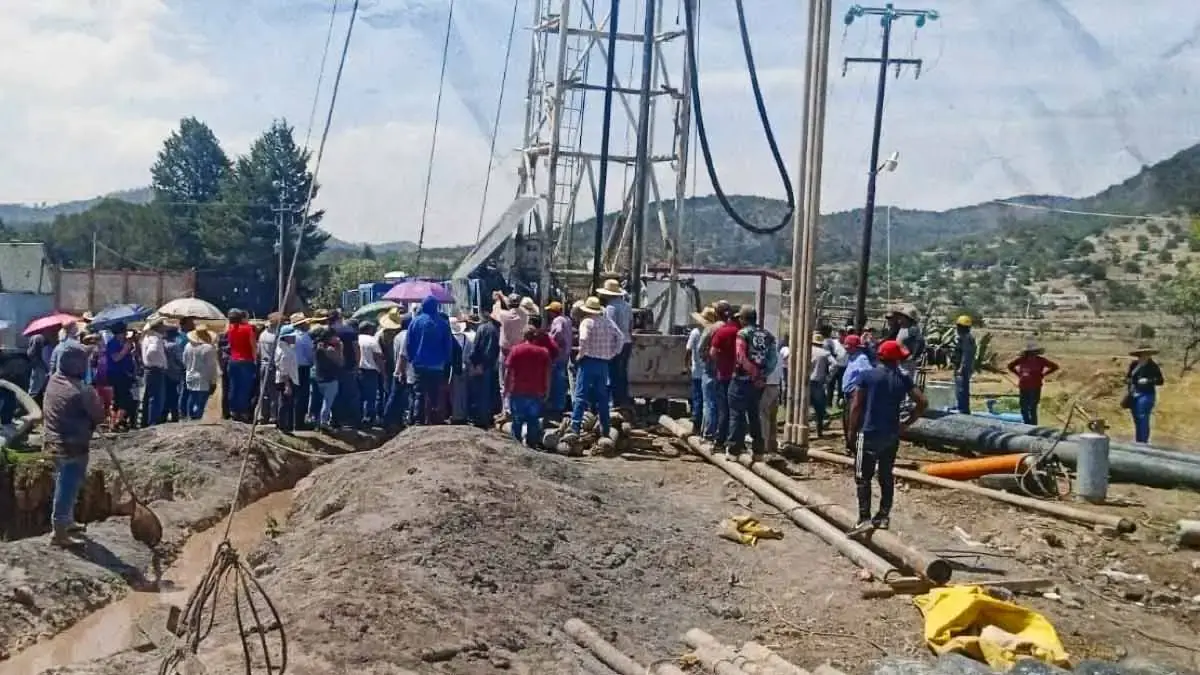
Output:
top-left (920, 454), bottom-right (1031, 480)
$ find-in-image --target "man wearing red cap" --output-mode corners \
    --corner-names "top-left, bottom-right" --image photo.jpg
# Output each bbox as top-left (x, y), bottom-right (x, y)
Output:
top-left (846, 339), bottom-right (926, 535)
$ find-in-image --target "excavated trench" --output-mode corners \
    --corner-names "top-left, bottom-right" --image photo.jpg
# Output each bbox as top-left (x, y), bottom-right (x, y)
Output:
top-left (0, 423), bottom-right (382, 667)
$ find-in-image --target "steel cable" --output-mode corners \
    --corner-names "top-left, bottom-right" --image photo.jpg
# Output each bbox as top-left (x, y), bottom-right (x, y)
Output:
top-left (475, 0), bottom-right (522, 244)
top-left (414, 0), bottom-right (458, 274)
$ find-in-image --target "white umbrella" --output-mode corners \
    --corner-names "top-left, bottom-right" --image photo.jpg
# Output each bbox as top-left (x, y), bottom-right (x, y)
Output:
top-left (156, 297), bottom-right (223, 321)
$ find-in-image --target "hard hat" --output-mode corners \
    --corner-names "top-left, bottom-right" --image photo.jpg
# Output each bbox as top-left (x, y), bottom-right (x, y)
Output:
top-left (955, 315), bottom-right (973, 327)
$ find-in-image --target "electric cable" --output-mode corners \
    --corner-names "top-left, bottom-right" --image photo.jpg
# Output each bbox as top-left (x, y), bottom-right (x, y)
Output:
top-left (475, 0), bottom-right (522, 244)
top-left (681, 0), bottom-right (795, 235)
top-left (589, 0), bottom-right (622, 291)
top-left (414, 0), bottom-right (458, 274)
top-left (301, 0), bottom-right (341, 153)
top-left (159, 2), bottom-right (362, 673)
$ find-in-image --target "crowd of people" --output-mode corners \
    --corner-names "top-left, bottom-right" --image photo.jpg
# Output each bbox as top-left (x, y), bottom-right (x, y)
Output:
top-left (25, 281), bottom-right (1170, 547)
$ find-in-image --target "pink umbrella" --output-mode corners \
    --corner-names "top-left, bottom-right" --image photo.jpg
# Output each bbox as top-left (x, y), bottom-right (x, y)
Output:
top-left (24, 312), bottom-right (82, 337)
top-left (382, 280), bottom-right (454, 304)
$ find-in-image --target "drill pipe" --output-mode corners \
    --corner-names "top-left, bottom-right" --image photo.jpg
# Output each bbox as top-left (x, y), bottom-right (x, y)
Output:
top-left (904, 414), bottom-right (1200, 491)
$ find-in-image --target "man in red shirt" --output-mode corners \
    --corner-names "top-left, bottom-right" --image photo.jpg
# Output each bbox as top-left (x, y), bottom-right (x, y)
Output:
top-left (708, 307), bottom-right (742, 450)
top-left (1006, 342), bottom-right (1059, 425)
top-left (505, 326), bottom-right (552, 449)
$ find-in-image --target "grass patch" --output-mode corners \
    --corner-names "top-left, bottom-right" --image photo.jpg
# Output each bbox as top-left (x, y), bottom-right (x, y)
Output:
top-left (3, 448), bottom-right (46, 465)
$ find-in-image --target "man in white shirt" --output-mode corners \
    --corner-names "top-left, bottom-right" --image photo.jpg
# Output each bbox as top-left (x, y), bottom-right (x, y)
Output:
top-left (823, 327), bottom-right (849, 408)
top-left (257, 313), bottom-right (283, 423)
top-left (686, 307), bottom-right (716, 434)
top-left (760, 332), bottom-right (784, 454)
top-left (274, 325), bottom-right (300, 431)
top-left (357, 321), bottom-right (385, 426)
top-left (139, 320), bottom-right (170, 426)
top-left (809, 331), bottom-right (836, 438)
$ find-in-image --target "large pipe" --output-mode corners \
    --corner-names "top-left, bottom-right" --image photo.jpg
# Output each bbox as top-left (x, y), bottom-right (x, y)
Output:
top-left (905, 414), bottom-right (1200, 490)
top-left (0, 379), bottom-right (43, 449)
top-left (659, 416), bottom-right (898, 580)
top-left (927, 411), bottom-right (1200, 467)
top-left (746, 459), bottom-right (951, 583)
top-left (805, 448), bottom-right (1136, 533)
top-left (564, 618), bottom-right (650, 675)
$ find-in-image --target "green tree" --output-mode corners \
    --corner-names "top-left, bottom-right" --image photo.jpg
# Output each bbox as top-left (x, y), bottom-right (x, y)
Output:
top-left (313, 258), bottom-right (386, 309)
top-left (39, 200), bottom-right (180, 268)
top-left (222, 119), bottom-right (331, 309)
top-left (1162, 273), bottom-right (1200, 374)
top-left (361, 244), bottom-right (376, 260)
top-left (151, 117), bottom-right (232, 266)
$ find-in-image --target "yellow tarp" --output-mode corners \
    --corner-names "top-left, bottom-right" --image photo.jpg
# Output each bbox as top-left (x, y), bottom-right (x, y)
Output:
top-left (913, 585), bottom-right (1070, 671)
top-left (718, 515), bottom-right (784, 546)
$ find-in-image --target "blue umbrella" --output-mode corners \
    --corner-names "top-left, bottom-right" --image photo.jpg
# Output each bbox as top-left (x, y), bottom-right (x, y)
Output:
top-left (88, 303), bottom-right (152, 331)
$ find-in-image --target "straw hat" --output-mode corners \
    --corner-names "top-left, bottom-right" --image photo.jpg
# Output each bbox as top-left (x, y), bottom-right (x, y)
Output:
top-left (379, 307), bottom-right (405, 331)
top-left (596, 279), bottom-right (625, 297)
top-left (519, 296), bottom-right (539, 315)
top-left (310, 308), bottom-right (331, 324)
top-left (545, 301), bottom-right (564, 313)
top-left (266, 311), bottom-right (285, 325)
top-left (450, 317), bottom-right (465, 335)
top-left (188, 326), bottom-right (216, 344)
top-left (1129, 344), bottom-right (1158, 356)
top-left (811, 331), bottom-right (825, 346)
top-left (579, 296), bottom-right (605, 314)
top-left (690, 306), bottom-right (717, 326)
top-left (1022, 340), bottom-right (1044, 355)
top-left (289, 312), bottom-right (312, 326)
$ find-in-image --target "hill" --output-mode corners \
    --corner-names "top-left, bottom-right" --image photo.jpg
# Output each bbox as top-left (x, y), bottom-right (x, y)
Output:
top-left (0, 187), bottom-right (153, 225)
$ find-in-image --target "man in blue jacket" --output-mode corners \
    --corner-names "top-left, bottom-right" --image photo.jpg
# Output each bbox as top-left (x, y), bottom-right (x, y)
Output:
top-left (406, 295), bottom-right (454, 425)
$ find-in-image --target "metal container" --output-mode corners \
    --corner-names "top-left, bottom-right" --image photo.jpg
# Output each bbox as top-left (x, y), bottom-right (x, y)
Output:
top-left (1074, 432), bottom-right (1110, 503)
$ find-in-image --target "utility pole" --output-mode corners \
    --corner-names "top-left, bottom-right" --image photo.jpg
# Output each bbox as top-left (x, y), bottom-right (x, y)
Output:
top-left (844, 3), bottom-right (937, 330)
top-left (627, 0), bottom-right (657, 307)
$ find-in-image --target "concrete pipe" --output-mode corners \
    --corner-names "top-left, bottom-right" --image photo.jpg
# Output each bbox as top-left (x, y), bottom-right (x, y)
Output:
top-left (659, 416), bottom-right (898, 580)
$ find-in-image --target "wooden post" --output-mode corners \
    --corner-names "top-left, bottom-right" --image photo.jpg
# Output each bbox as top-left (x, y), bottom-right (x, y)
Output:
top-left (563, 618), bottom-right (650, 675)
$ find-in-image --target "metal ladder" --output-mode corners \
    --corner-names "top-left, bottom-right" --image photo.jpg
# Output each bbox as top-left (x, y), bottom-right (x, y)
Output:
top-left (549, 3), bottom-right (592, 261)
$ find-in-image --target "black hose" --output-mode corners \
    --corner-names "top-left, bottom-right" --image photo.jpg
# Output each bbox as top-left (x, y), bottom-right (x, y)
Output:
top-left (682, 0), bottom-right (795, 235)
top-left (590, 0), bottom-right (622, 291)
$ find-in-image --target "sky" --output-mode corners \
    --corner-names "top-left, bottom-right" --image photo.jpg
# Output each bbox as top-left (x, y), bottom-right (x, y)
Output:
top-left (2, 0), bottom-right (1199, 247)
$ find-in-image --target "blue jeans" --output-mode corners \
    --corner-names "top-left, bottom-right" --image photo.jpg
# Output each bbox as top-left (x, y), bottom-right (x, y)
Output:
top-left (547, 361), bottom-right (568, 416)
top-left (711, 378), bottom-right (732, 444)
top-left (701, 374), bottom-right (721, 439)
top-left (384, 378), bottom-right (409, 428)
top-left (1131, 391), bottom-right (1155, 443)
top-left (163, 377), bottom-right (181, 421)
top-left (52, 455), bottom-right (89, 526)
top-left (186, 389), bottom-right (211, 419)
top-left (228, 360), bottom-right (256, 416)
top-left (144, 367), bottom-right (166, 426)
top-left (809, 380), bottom-right (828, 434)
top-left (510, 395), bottom-right (543, 446)
top-left (413, 368), bottom-right (447, 425)
top-left (317, 380), bottom-right (339, 426)
top-left (572, 357), bottom-right (611, 435)
top-left (728, 377), bottom-right (763, 452)
top-left (690, 377), bottom-right (704, 432)
top-left (359, 370), bottom-right (381, 424)
top-left (308, 372), bottom-right (324, 422)
top-left (954, 373), bottom-right (971, 414)
top-left (335, 370), bottom-right (360, 428)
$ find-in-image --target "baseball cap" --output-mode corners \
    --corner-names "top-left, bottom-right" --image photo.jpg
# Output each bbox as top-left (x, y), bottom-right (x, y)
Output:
top-left (842, 334), bottom-right (862, 349)
top-left (876, 339), bottom-right (910, 363)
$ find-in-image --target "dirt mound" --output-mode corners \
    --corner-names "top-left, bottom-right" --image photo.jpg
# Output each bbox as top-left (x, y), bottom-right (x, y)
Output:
top-left (0, 421), bottom-right (313, 662)
top-left (55, 425), bottom-right (800, 674)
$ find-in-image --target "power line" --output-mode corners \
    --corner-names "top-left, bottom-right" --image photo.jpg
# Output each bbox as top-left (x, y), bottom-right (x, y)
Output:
top-left (474, 0), bottom-right (521, 244)
top-left (414, 0), bottom-right (457, 275)
top-left (302, 0), bottom-right (342, 153)
top-left (993, 200), bottom-right (1178, 222)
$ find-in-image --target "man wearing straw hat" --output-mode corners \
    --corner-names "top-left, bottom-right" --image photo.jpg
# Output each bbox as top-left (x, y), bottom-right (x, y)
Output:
top-left (1006, 340), bottom-right (1059, 425)
top-left (544, 301), bottom-right (573, 419)
top-left (596, 279), bottom-right (633, 408)
top-left (182, 325), bottom-right (220, 419)
top-left (570, 296), bottom-right (623, 436)
top-left (686, 306), bottom-right (717, 434)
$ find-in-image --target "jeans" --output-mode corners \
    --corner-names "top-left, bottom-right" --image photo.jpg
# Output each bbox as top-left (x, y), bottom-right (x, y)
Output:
top-left (608, 342), bottom-right (632, 407)
top-left (690, 377), bottom-right (704, 432)
top-left (1131, 391), bottom-right (1155, 443)
top-left (828, 365), bottom-right (845, 406)
top-left (413, 368), bottom-right (447, 425)
top-left (450, 371), bottom-right (471, 422)
top-left (144, 367), bottom-right (166, 426)
top-left (383, 378), bottom-right (409, 428)
top-left (571, 357), bottom-right (611, 435)
top-left (359, 369), bottom-right (381, 425)
top-left (1019, 387), bottom-right (1042, 425)
top-left (110, 372), bottom-right (137, 427)
top-left (257, 364), bottom-right (280, 421)
top-left (276, 383), bottom-right (295, 432)
top-left (712, 379), bottom-right (732, 445)
top-left (227, 360), bottom-right (256, 417)
top-left (701, 374), bottom-right (722, 439)
top-left (317, 380), bottom-right (339, 426)
top-left (955, 372), bottom-right (971, 414)
top-left (334, 370), bottom-right (360, 428)
top-left (547, 361), bottom-right (569, 417)
top-left (855, 435), bottom-right (899, 520)
top-left (52, 455), bottom-right (89, 526)
top-left (308, 370), bottom-right (323, 423)
top-left (469, 367), bottom-right (499, 427)
top-left (163, 377), bottom-right (181, 422)
top-left (296, 365), bottom-right (312, 428)
top-left (186, 389), bottom-right (211, 419)
top-left (728, 377), bottom-right (763, 453)
top-left (510, 395), bottom-right (543, 446)
top-left (809, 380), bottom-right (828, 435)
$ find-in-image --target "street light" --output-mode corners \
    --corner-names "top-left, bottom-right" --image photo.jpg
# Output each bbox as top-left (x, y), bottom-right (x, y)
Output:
top-left (877, 151), bottom-right (899, 306)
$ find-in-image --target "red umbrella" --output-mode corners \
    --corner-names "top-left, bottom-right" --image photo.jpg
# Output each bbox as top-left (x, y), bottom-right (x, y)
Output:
top-left (24, 312), bottom-right (82, 337)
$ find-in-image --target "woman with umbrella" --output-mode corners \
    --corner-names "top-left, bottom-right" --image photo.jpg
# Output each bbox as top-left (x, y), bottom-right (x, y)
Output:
top-left (24, 313), bottom-right (78, 405)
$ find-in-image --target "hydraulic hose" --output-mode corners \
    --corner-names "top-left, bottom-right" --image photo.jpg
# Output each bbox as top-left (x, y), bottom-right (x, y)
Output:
top-left (682, 0), bottom-right (795, 235)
